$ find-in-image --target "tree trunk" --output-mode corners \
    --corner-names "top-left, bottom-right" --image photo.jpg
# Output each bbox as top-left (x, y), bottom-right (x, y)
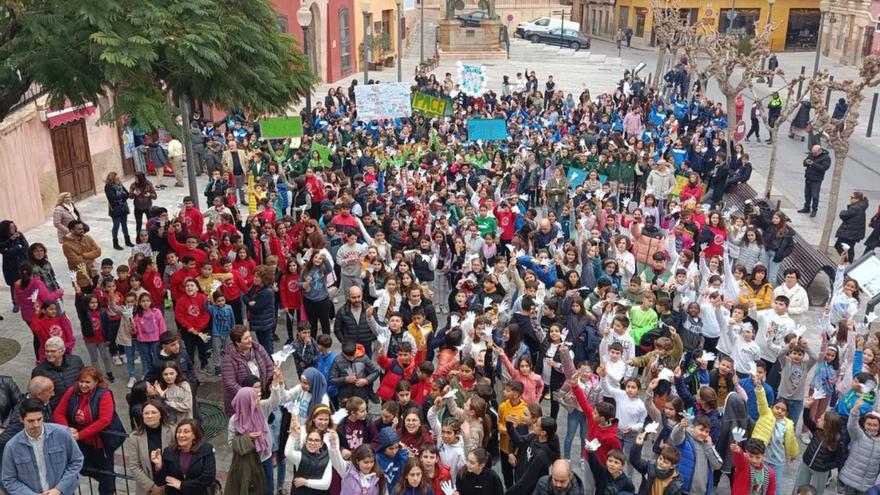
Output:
top-left (819, 148), bottom-right (849, 253)
top-left (725, 93), bottom-right (737, 131)
top-left (763, 126), bottom-right (780, 198)
top-left (653, 47), bottom-right (666, 90)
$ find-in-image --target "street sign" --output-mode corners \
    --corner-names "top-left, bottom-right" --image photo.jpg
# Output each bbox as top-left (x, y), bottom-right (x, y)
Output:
top-left (733, 120), bottom-right (746, 141)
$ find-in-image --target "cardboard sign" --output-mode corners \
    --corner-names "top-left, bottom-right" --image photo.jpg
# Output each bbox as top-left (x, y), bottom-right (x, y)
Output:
top-left (412, 92), bottom-right (450, 117)
top-left (259, 117), bottom-right (303, 139)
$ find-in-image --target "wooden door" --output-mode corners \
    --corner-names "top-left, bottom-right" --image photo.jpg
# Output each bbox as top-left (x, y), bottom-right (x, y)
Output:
top-left (51, 120), bottom-right (95, 200)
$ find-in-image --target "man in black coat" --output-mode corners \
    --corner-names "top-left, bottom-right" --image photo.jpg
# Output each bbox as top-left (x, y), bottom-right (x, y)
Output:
top-left (333, 286), bottom-right (377, 356)
top-left (797, 144), bottom-right (832, 217)
top-left (835, 192), bottom-right (869, 262)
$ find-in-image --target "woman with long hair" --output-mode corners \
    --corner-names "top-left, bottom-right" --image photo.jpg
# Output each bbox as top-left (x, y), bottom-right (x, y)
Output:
top-left (392, 458), bottom-right (434, 495)
top-left (455, 448), bottom-right (504, 495)
top-left (126, 399), bottom-right (175, 495)
top-left (738, 265), bottom-right (774, 311)
top-left (105, 171), bottom-right (133, 250)
top-left (327, 435), bottom-right (386, 495)
top-left (154, 361), bottom-right (193, 421)
top-left (13, 262), bottom-right (65, 358)
top-left (127, 379), bottom-right (160, 429)
top-left (130, 172), bottom-right (158, 234)
top-left (285, 429), bottom-right (332, 495)
top-left (299, 249), bottom-right (334, 337)
top-left (27, 242), bottom-right (60, 293)
top-left (0, 219), bottom-right (28, 312)
top-left (398, 407), bottom-right (435, 459)
top-left (795, 397), bottom-right (844, 495)
top-left (52, 192), bottom-right (82, 244)
top-left (53, 367), bottom-right (120, 494)
top-left (150, 419), bottom-right (217, 495)
top-left (762, 211), bottom-right (794, 284)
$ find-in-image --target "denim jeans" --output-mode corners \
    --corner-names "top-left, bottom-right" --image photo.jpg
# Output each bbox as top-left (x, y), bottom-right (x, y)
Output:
top-left (784, 398), bottom-right (804, 429)
top-left (122, 345), bottom-right (138, 379)
top-left (564, 409), bottom-right (588, 459)
top-left (793, 462), bottom-right (830, 495)
top-left (764, 250), bottom-right (781, 285)
top-left (136, 341), bottom-right (159, 375)
top-left (804, 179), bottom-right (822, 212)
top-left (767, 463), bottom-right (785, 495)
top-left (261, 458), bottom-right (274, 495)
top-left (619, 429), bottom-right (639, 477)
top-left (111, 215), bottom-right (130, 244)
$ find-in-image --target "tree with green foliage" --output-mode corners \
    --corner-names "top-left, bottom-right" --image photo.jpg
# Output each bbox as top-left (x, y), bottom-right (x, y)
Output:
top-left (0, 0), bottom-right (316, 130)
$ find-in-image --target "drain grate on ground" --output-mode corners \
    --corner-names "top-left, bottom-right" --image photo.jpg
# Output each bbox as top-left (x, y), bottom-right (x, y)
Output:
top-left (198, 401), bottom-right (228, 440)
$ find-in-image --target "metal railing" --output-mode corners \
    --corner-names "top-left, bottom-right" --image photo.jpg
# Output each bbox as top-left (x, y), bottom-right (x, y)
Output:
top-left (76, 430), bottom-right (135, 495)
top-left (7, 83), bottom-right (47, 115)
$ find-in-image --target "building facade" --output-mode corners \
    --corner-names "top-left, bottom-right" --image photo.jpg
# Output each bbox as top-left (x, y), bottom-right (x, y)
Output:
top-left (573, 0), bottom-right (822, 53)
top-left (819, 0), bottom-right (876, 66)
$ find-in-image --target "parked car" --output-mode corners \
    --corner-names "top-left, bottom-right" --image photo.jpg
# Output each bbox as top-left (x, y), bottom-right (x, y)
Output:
top-left (527, 28), bottom-right (591, 50)
top-left (515, 16), bottom-right (580, 38)
top-left (457, 10), bottom-right (493, 27)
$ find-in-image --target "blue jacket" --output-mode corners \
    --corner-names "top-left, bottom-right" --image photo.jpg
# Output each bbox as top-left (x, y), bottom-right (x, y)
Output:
top-left (741, 378), bottom-right (776, 421)
top-left (1, 423), bottom-right (84, 495)
top-left (675, 433), bottom-right (714, 495)
top-left (376, 447), bottom-right (409, 492)
top-left (316, 351), bottom-right (338, 398)
top-left (516, 256), bottom-right (558, 287)
top-left (244, 285), bottom-right (277, 333)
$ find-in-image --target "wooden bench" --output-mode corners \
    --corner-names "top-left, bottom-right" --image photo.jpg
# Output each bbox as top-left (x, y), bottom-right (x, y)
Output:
top-left (721, 183), bottom-right (836, 303)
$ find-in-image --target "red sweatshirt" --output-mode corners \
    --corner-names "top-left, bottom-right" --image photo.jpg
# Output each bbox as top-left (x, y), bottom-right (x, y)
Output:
top-left (169, 268), bottom-right (198, 302)
top-left (219, 268), bottom-right (248, 302)
top-left (168, 235), bottom-right (208, 265)
top-left (494, 208), bottom-right (517, 241)
top-left (53, 387), bottom-right (114, 449)
top-left (573, 383), bottom-right (621, 464)
top-left (233, 259), bottom-right (256, 288)
top-left (179, 207), bottom-right (205, 235)
top-left (174, 292), bottom-right (210, 332)
top-left (30, 314), bottom-right (75, 360)
top-left (279, 273), bottom-right (302, 310)
top-left (143, 270), bottom-right (167, 306)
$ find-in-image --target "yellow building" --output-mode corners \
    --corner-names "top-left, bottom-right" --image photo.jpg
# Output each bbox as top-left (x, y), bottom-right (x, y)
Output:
top-left (576, 0), bottom-right (821, 52)
top-left (354, 0), bottom-right (404, 73)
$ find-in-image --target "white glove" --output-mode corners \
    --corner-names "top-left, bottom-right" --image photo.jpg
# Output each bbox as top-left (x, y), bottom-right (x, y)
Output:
top-left (198, 333), bottom-right (211, 343)
top-left (585, 438), bottom-right (601, 451)
top-left (731, 427), bottom-right (746, 443)
top-left (440, 480), bottom-right (455, 495)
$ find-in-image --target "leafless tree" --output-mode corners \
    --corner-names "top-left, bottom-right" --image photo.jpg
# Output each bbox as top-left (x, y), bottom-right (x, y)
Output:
top-left (808, 55), bottom-right (880, 252)
top-left (747, 71), bottom-right (806, 198)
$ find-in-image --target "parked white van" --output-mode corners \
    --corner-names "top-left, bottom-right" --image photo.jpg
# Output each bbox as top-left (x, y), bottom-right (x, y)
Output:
top-left (515, 16), bottom-right (580, 38)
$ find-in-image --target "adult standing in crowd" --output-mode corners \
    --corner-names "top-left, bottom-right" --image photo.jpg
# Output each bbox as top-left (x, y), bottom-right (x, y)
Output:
top-left (797, 144), bottom-right (831, 218)
top-left (834, 191), bottom-right (869, 262)
top-left (126, 399), bottom-right (175, 495)
top-left (31, 337), bottom-right (84, 411)
top-left (0, 376), bottom-right (23, 428)
top-left (0, 220), bottom-right (28, 312)
top-left (61, 220), bottom-right (102, 291)
top-left (221, 325), bottom-right (275, 415)
top-left (166, 133), bottom-right (185, 188)
top-left (105, 171), bottom-right (133, 250)
top-left (52, 193), bottom-right (82, 245)
top-left (52, 367), bottom-right (121, 495)
top-left (1, 398), bottom-right (84, 495)
top-left (0, 376), bottom-right (55, 463)
top-left (333, 286), bottom-right (375, 354)
top-left (223, 139), bottom-right (249, 205)
top-left (244, 265), bottom-right (278, 353)
top-left (150, 419), bottom-right (216, 495)
top-left (130, 172), bottom-right (158, 235)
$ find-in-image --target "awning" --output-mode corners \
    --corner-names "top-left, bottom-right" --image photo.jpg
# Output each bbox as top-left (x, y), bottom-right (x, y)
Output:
top-left (46, 102), bottom-right (96, 128)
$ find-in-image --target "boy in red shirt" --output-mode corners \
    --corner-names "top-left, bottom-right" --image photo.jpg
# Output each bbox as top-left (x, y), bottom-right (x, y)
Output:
top-left (730, 438), bottom-right (775, 495)
top-left (178, 196), bottom-right (205, 235)
top-left (174, 278), bottom-right (211, 372)
top-left (572, 370), bottom-right (622, 464)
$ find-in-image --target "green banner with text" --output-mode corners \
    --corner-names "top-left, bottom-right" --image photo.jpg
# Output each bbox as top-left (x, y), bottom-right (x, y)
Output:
top-left (411, 92), bottom-right (450, 117)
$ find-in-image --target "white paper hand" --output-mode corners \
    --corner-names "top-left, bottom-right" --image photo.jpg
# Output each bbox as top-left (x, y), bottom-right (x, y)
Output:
top-left (198, 333), bottom-right (211, 343)
top-left (644, 422), bottom-right (660, 435)
top-left (29, 290), bottom-right (39, 303)
top-left (701, 352), bottom-right (717, 362)
top-left (68, 270), bottom-right (78, 282)
top-left (440, 480), bottom-right (455, 495)
top-left (732, 427), bottom-right (746, 443)
top-left (331, 409), bottom-right (349, 425)
top-left (793, 325), bottom-right (807, 338)
top-left (585, 438), bottom-right (601, 451)
top-left (271, 345), bottom-right (296, 366)
top-left (443, 389), bottom-right (458, 399)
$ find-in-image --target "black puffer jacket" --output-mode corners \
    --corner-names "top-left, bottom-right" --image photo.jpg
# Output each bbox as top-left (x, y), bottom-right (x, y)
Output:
top-left (803, 149), bottom-right (832, 182)
top-left (31, 354), bottom-right (85, 411)
top-left (333, 303), bottom-right (375, 345)
top-left (763, 225), bottom-right (795, 263)
top-left (0, 376), bottom-right (23, 425)
top-left (836, 197), bottom-right (869, 242)
top-left (801, 406), bottom-right (845, 472)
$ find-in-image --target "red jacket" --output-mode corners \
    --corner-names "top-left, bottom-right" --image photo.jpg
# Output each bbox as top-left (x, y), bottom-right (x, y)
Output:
top-left (376, 354), bottom-right (417, 401)
top-left (428, 464), bottom-right (452, 495)
top-left (174, 292), bottom-right (210, 332)
top-left (143, 270), bottom-right (167, 306)
top-left (168, 235), bottom-right (208, 265)
top-left (411, 379), bottom-right (432, 405)
top-left (305, 176), bottom-right (325, 203)
top-left (494, 208), bottom-right (517, 241)
top-left (169, 268), bottom-right (198, 302)
top-left (179, 207), bottom-right (205, 235)
top-left (573, 382), bottom-right (621, 464)
top-left (53, 387), bottom-right (115, 449)
top-left (731, 447), bottom-right (775, 495)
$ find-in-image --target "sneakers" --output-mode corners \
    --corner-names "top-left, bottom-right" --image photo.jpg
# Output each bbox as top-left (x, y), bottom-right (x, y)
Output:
top-left (797, 208), bottom-right (810, 214)
top-left (127, 377), bottom-right (136, 388)
top-left (112, 355), bottom-right (122, 365)
top-left (120, 354), bottom-right (128, 364)
top-left (810, 210), bottom-right (817, 218)
top-left (107, 372), bottom-right (116, 383)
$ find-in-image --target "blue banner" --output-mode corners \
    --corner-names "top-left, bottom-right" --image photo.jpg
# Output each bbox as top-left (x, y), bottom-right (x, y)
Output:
top-left (467, 118), bottom-right (508, 141)
top-left (567, 168), bottom-right (587, 189)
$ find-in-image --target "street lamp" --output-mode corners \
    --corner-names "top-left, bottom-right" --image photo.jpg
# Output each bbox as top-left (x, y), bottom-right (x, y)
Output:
top-left (395, 0), bottom-right (403, 82)
top-left (296, 5), bottom-right (313, 118)
top-left (419, 0), bottom-right (424, 63)
top-left (361, 0), bottom-right (371, 84)
top-left (814, 1), bottom-right (829, 76)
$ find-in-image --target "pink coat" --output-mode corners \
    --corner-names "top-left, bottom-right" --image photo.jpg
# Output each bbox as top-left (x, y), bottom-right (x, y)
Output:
top-left (13, 278), bottom-right (64, 324)
top-left (499, 352), bottom-right (544, 404)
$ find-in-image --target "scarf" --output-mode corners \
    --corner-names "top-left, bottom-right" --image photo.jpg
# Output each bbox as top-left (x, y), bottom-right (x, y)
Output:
top-left (231, 387), bottom-right (270, 456)
top-left (302, 367), bottom-right (328, 414)
top-left (749, 464), bottom-right (771, 495)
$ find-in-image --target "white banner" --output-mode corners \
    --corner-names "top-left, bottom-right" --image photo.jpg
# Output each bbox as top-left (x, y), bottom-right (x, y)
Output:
top-left (354, 82), bottom-right (412, 121)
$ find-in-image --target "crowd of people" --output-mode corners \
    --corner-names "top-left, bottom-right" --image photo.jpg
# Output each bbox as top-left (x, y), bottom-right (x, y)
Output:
top-left (2, 65), bottom-right (880, 495)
